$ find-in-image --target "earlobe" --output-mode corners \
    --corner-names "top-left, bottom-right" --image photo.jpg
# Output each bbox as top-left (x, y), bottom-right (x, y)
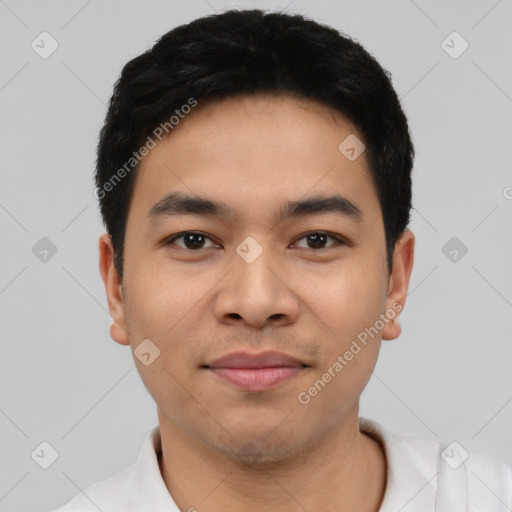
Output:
top-left (98, 233), bottom-right (130, 346)
top-left (381, 229), bottom-right (415, 341)
top-left (110, 321), bottom-right (129, 346)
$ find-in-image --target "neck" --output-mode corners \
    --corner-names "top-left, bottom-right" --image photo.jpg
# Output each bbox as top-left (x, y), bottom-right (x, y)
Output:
top-left (156, 408), bottom-right (387, 512)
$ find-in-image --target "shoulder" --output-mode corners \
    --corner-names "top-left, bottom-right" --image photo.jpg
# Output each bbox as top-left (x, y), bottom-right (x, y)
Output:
top-left (460, 446), bottom-right (512, 509)
top-left (399, 434), bottom-right (512, 508)
top-left (47, 463), bottom-right (135, 512)
top-left (392, 427), bottom-right (512, 506)
top-left (360, 417), bottom-right (512, 510)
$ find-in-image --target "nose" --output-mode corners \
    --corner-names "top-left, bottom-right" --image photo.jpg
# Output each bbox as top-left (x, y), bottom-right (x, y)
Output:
top-left (212, 244), bottom-right (300, 329)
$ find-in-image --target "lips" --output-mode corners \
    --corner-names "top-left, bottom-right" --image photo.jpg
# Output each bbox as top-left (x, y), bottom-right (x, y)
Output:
top-left (202, 350), bottom-right (309, 391)
top-left (205, 350), bottom-right (308, 369)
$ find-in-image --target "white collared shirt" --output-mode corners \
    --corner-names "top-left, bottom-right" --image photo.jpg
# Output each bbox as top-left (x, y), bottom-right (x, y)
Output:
top-left (49, 417), bottom-right (512, 511)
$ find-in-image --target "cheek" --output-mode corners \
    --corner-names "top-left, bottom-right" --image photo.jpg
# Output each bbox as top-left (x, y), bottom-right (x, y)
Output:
top-left (125, 260), bottom-right (202, 332)
top-left (122, 278), bottom-right (201, 414)
top-left (123, 261), bottom-right (212, 372)
top-left (301, 263), bottom-right (386, 337)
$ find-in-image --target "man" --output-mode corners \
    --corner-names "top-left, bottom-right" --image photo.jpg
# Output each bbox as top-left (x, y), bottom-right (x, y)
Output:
top-left (51, 8), bottom-right (511, 512)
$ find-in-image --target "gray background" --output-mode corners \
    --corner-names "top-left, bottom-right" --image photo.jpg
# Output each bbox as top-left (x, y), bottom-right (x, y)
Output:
top-left (0, 0), bottom-right (511, 510)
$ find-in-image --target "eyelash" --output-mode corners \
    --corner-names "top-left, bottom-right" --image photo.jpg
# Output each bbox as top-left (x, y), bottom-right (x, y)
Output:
top-left (163, 231), bottom-right (348, 252)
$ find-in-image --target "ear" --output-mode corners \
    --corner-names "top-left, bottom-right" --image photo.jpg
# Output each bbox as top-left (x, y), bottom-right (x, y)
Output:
top-left (381, 229), bottom-right (415, 341)
top-left (98, 233), bottom-right (130, 346)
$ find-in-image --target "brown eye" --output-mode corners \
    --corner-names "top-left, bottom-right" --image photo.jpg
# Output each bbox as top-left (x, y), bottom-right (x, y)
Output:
top-left (165, 232), bottom-right (217, 250)
top-left (293, 232), bottom-right (346, 250)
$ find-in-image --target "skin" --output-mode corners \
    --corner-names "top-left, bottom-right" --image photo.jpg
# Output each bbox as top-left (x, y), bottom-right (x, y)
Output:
top-left (99, 93), bottom-right (415, 512)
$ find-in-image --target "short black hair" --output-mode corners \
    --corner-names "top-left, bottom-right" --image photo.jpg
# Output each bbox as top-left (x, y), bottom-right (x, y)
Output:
top-left (95, 8), bottom-right (414, 280)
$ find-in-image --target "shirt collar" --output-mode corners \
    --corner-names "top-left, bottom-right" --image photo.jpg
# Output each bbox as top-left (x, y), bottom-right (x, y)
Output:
top-left (360, 417), bottom-right (438, 511)
top-left (125, 424), bottom-right (180, 510)
top-left (124, 418), bottom-right (438, 511)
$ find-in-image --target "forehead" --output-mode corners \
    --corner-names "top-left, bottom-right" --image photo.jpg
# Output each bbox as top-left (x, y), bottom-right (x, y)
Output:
top-left (128, 93), bottom-right (381, 227)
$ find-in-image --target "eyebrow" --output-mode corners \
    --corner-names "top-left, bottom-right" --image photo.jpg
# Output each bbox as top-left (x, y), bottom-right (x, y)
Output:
top-left (147, 191), bottom-right (363, 225)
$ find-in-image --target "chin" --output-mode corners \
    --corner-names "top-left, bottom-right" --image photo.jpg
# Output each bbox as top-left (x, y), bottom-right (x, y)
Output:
top-left (224, 440), bottom-right (301, 469)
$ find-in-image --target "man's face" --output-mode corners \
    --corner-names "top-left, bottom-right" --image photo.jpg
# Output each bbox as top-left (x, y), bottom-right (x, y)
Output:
top-left (102, 93), bottom-right (411, 463)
